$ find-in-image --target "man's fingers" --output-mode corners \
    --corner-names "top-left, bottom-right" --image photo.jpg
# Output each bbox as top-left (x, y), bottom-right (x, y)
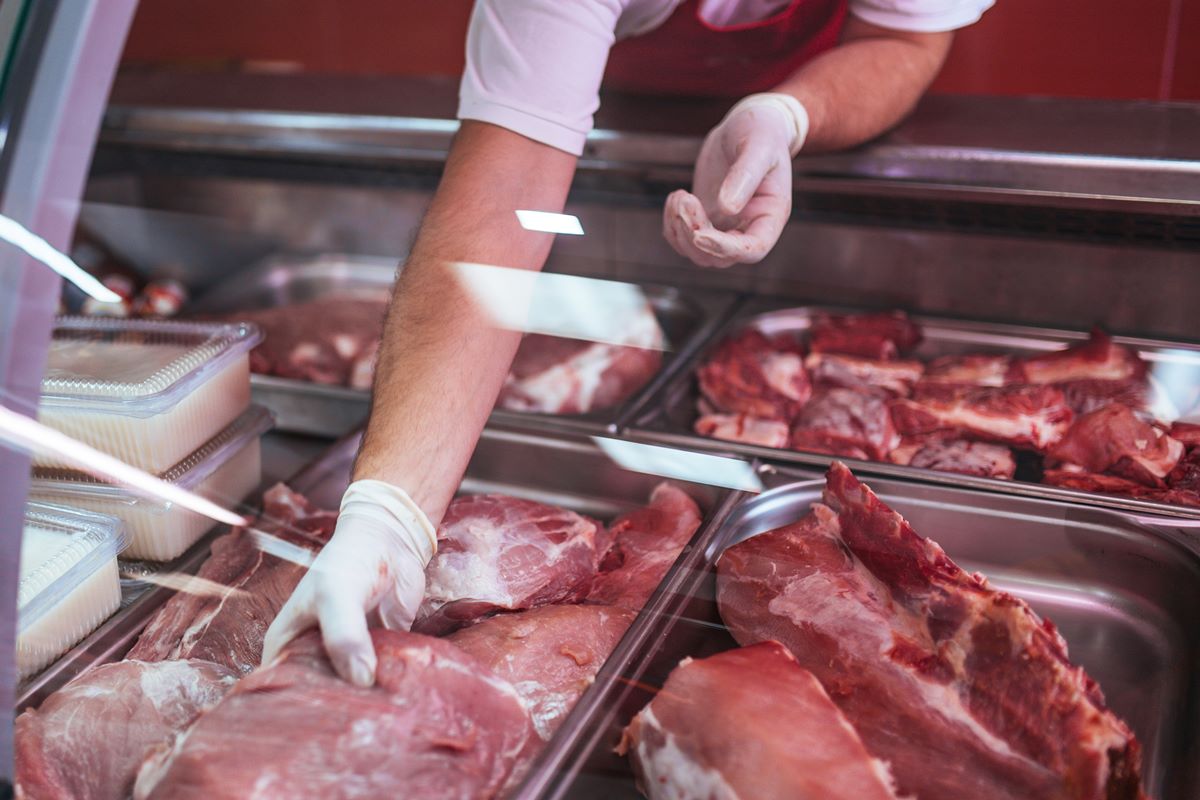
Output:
top-left (717, 142), bottom-right (774, 219)
top-left (316, 591), bottom-right (377, 688)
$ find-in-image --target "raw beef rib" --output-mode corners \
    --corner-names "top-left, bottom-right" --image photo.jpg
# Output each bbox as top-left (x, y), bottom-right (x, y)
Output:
top-left (620, 642), bottom-right (902, 800)
top-left (804, 352), bottom-right (924, 397)
top-left (890, 383), bottom-right (1074, 451)
top-left (1048, 403), bottom-right (1183, 487)
top-left (127, 484), bottom-right (337, 674)
top-left (790, 387), bottom-right (899, 461)
top-left (15, 659), bottom-right (237, 800)
top-left (587, 483), bottom-right (703, 609)
top-left (716, 462), bottom-right (1146, 800)
top-left (134, 630), bottom-right (534, 800)
top-left (808, 311), bottom-right (922, 360)
top-left (922, 354), bottom-right (1011, 387)
top-left (414, 494), bottom-right (603, 635)
top-left (694, 412), bottom-right (791, 448)
top-left (696, 329), bottom-right (810, 420)
top-left (1013, 330), bottom-right (1149, 414)
top-left (889, 436), bottom-right (1016, 479)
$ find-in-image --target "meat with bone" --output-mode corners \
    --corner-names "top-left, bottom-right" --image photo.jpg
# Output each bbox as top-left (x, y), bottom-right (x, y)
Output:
top-left (808, 310), bottom-right (922, 360)
top-left (134, 630), bottom-right (534, 800)
top-left (413, 494), bottom-right (603, 636)
top-left (587, 483), bottom-right (703, 610)
top-left (890, 383), bottom-right (1074, 451)
top-left (921, 354), bottom-right (1011, 387)
top-left (790, 387), bottom-right (899, 461)
top-left (1169, 421), bottom-right (1200, 449)
top-left (889, 436), bottom-right (1016, 479)
top-left (620, 642), bottom-right (902, 800)
top-left (1012, 329), bottom-right (1149, 414)
top-left (696, 329), bottom-right (810, 420)
top-left (15, 660), bottom-right (237, 800)
top-left (1047, 404), bottom-right (1183, 487)
top-left (1042, 468), bottom-right (1200, 508)
top-left (694, 412), bottom-right (791, 448)
top-left (804, 352), bottom-right (925, 397)
top-left (717, 462), bottom-right (1146, 800)
top-left (127, 484), bottom-right (337, 674)
top-left (497, 299), bottom-right (664, 414)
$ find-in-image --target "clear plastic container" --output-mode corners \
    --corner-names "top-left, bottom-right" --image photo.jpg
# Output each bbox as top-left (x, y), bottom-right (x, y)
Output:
top-left (38, 317), bottom-right (262, 473)
top-left (19, 503), bottom-right (129, 680)
top-left (28, 405), bottom-right (273, 561)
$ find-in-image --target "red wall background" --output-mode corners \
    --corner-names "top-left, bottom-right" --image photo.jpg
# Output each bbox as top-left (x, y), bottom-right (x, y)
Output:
top-left (122, 0), bottom-right (1198, 101)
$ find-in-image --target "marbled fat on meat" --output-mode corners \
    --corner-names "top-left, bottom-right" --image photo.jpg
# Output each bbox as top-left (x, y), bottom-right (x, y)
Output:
top-left (134, 631), bottom-right (534, 800)
top-left (414, 494), bottom-right (603, 635)
top-left (889, 437), bottom-right (1016, 479)
top-left (805, 352), bottom-right (924, 397)
top-left (696, 329), bottom-right (810, 420)
top-left (790, 387), bottom-right (899, 461)
top-left (890, 383), bottom-right (1074, 451)
top-left (694, 412), bottom-right (791, 448)
top-left (621, 642), bottom-right (902, 800)
top-left (921, 354), bottom-right (1011, 387)
top-left (1048, 404), bottom-right (1183, 487)
top-left (716, 462), bottom-right (1146, 800)
top-left (126, 484), bottom-right (336, 674)
top-left (15, 660), bottom-right (237, 800)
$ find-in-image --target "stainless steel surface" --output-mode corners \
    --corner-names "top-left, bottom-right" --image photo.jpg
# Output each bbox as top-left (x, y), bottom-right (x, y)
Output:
top-left (192, 254), bottom-right (740, 438)
top-left (631, 298), bottom-right (1200, 520)
top-left (531, 465), bottom-right (1200, 800)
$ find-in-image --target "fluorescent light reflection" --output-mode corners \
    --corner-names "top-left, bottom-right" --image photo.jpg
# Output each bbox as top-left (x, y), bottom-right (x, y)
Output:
top-left (123, 569), bottom-right (250, 601)
top-left (591, 436), bottom-right (763, 493)
top-left (451, 263), bottom-right (666, 350)
top-left (515, 210), bottom-right (584, 235)
top-left (0, 406), bottom-right (247, 527)
top-left (247, 527), bottom-right (317, 567)
top-left (0, 214), bottom-right (120, 302)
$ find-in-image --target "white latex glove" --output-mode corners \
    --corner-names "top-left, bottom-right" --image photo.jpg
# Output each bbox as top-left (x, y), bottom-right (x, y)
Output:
top-left (664, 93), bottom-right (809, 268)
top-left (261, 479), bottom-right (437, 687)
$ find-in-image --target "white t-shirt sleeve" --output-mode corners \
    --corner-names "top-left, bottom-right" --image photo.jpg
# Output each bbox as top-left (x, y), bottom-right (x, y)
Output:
top-left (458, 0), bottom-right (628, 156)
top-left (849, 0), bottom-right (994, 32)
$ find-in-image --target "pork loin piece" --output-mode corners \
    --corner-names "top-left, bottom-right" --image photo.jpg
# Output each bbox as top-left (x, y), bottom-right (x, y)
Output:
top-left (790, 387), bottom-right (899, 461)
top-left (497, 299), bottom-right (664, 414)
top-left (587, 483), bottom-right (703, 610)
top-left (717, 462), bottom-right (1147, 800)
top-left (414, 494), bottom-right (603, 635)
top-left (805, 352), bottom-right (924, 397)
top-left (694, 412), bottom-right (791, 448)
top-left (808, 311), bottom-right (922, 360)
top-left (1047, 403), bottom-right (1183, 487)
top-left (621, 642), bottom-right (902, 800)
top-left (127, 485), bottom-right (337, 674)
top-left (696, 329), bottom-right (811, 420)
top-left (15, 659), bottom-right (237, 800)
top-left (889, 436), bottom-right (1016, 479)
top-left (135, 630), bottom-right (534, 800)
top-left (890, 383), bottom-right (1074, 451)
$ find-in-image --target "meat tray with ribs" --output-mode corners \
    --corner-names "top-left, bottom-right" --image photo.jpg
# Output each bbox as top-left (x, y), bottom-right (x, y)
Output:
top-left (682, 305), bottom-right (1200, 511)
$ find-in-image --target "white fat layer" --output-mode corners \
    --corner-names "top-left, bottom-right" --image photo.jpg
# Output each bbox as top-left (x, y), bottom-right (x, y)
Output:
top-left (696, 413), bottom-right (790, 448)
top-left (929, 404), bottom-right (1064, 448)
top-left (761, 352), bottom-right (805, 400)
top-left (136, 660), bottom-right (231, 712)
top-left (633, 707), bottom-right (740, 800)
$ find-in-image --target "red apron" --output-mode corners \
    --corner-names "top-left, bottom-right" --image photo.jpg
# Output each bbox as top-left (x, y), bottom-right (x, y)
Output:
top-left (604, 0), bottom-right (848, 97)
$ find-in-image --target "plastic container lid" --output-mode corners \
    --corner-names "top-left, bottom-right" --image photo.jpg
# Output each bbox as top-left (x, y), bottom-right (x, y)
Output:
top-left (20, 502), bottom-right (130, 634)
top-left (40, 316), bottom-right (261, 418)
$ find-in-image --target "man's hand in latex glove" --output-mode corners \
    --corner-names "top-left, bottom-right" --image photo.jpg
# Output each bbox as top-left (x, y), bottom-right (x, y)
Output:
top-left (261, 479), bottom-right (437, 687)
top-left (664, 93), bottom-right (809, 268)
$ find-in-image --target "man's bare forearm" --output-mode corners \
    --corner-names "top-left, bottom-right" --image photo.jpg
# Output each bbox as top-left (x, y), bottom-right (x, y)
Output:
top-left (774, 16), bottom-right (953, 152)
top-left (353, 121), bottom-right (577, 523)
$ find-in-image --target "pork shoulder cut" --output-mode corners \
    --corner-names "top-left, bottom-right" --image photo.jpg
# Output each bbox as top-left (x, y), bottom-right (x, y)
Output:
top-left (790, 387), bottom-right (899, 461)
top-left (1047, 403), bottom-right (1183, 487)
top-left (696, 329), bottom-right (810, 420)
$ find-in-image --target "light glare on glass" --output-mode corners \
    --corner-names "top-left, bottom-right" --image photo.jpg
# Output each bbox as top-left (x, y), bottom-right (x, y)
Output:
top-left (591, 436), bottom-right (763, 493)
top-left (0, 214), bottom-right (121, 302)
top-left (515, 210), bottom-right (584, 235)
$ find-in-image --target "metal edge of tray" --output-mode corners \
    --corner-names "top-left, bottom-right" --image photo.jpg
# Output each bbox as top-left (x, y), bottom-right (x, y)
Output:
top-left (528, 460), bottom-right (1200, 799)
top-left (623, 297), bottom-right (1200, 523)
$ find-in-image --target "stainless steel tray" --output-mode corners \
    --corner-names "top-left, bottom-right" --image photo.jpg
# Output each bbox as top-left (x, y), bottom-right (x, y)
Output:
top-left (524, 464), bottom-right (1200, 800)
top-left (191, 253), bottom-right (741, 438)
top-left (629, 297), bottom-right (1200, 520)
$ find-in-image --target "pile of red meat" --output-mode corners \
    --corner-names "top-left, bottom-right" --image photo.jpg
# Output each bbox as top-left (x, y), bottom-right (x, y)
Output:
top-left (15, 482), bottom-right (702, 800)
top-left (622, 463), bottom-right (1148, 800)
top-left (694, 310), bottom-right (1200, 507)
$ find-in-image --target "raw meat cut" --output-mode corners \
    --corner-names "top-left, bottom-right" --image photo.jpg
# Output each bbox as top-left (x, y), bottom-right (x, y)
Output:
top-left (1042, 469), bottom-right (1200, 508)
top-left (497, 299), bottom-right (664, 414)
top-left (1013, 330), bottom-right (1149, 414)
top-left (922, 354), bottom-right (1011, 387)
top-left (717, 462), bottom-right (1146, 800)
top-left (808, 311), bottom-right (922, 360)
top-left (697, 329), bottom-right (810, 420)
top-left (449, 604), bottom-right (635, 742)
top-left (889, 437), bottom-right (1016, 478)
top-left (587, 483), bottom-right (703, 610)
top-left (890, 383), bottom-right (1074, 451)
top-left (15, 659), bottom-right (237, 800)
top-left (134, 630), bottom-right (534, 800)
top-left (414, 494), bottom-right (603, 635)
top-left (1169, 421), bottom-right (1200, 449)
top-left (790, 387), bottom-right (899, 461)
top-left (127, 484), bottom-right (337, 674)
top-left (620, 642), bottom-right (902, 800)
top-left (1047, 404), bottom-right (1183, 487)
top-left (694, 412), bottom-right (790, 448)
top-left (805, 352), bottom-right (924, 397)
top-left (1169, 449), bottom-right (1200, 493)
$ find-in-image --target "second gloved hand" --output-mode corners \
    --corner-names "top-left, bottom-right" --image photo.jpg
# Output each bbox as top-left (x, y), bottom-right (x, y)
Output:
top-left (664, 93), bottom-right (809, 268)
top-left (261, 479), bottom-right (437, 687)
